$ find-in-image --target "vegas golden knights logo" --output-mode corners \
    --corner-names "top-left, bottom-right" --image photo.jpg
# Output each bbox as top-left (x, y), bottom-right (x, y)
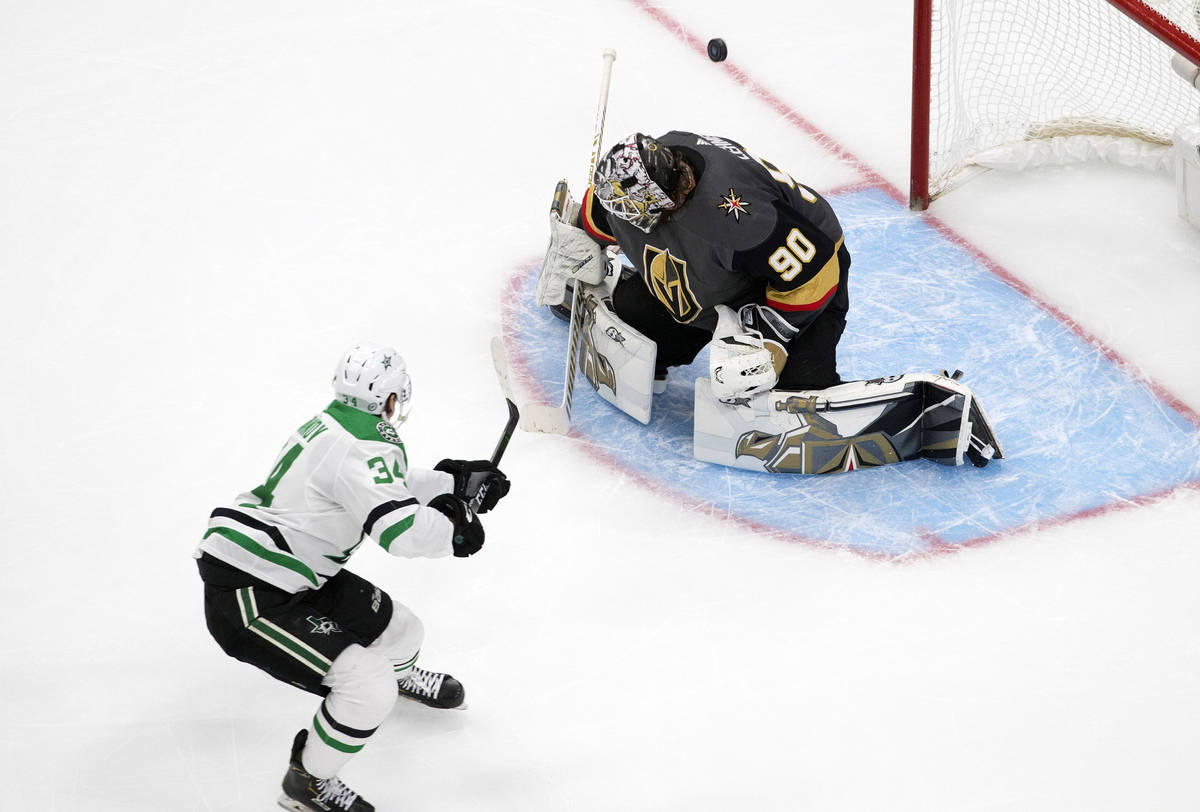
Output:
top-left (642, 245), bottom-right (701, 323)
top-left (735, 405), bottom-right (901, 474)
top-left (580, 294), bottom-right (617, 394)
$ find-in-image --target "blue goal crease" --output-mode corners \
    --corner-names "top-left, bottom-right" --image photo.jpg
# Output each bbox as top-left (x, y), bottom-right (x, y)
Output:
top-left (507, 187), bottom-right (1200, 557)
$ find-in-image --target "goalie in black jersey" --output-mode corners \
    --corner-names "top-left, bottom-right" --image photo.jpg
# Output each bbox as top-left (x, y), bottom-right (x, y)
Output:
top-left (538, 131), bottom-right (851, 401)
top-left (538, 132), bottom-right (1005, 472)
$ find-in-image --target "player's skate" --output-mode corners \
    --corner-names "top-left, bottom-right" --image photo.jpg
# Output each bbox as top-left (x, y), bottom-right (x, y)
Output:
top-left (278, 730), bottom-right (374, 812)
top-left (397, 665), bottom-right (465, 709)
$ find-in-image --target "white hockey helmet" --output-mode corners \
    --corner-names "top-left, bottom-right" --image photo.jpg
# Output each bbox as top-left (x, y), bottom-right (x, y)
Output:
top-left (593, 133), bottom-right (683, 233)
top-left (332, 342), bottom-right (413, 425)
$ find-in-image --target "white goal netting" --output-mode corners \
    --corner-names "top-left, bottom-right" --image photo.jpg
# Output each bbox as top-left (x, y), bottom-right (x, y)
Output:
top-left (926, 0), bottom-right (1200, 201)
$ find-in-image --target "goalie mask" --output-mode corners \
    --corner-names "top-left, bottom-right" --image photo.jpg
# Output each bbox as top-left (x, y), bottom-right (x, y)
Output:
top-left (593, 133), bottom-right (682, 233)
top-left (332, 342), bottom-right (413, 427)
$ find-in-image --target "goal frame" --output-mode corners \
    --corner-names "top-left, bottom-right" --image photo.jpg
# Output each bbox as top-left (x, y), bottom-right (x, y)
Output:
top-left (910, 0), bottom-right (1200, 210)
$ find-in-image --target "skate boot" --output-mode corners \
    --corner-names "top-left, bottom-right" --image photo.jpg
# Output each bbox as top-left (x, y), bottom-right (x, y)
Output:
top-left (278, 730), bottom-right (374, 812)
top-left (397, 665), bottom-right (465, 709)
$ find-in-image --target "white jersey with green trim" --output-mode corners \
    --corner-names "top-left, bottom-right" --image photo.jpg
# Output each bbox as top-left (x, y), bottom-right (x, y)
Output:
top-left (194, 400), bottom-right (455, 593)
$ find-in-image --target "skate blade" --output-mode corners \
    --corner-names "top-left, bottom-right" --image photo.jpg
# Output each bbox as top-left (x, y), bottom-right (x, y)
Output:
top-left (397, 694), bottom-right (469, 711)
top-left (277, 795), bottom-right (313, 812)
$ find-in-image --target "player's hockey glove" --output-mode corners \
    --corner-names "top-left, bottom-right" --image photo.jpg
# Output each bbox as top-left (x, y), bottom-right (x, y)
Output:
top-left (708, 304), bottom-right (793, 401)
top-left (428, 493), bottom-right (485, 557)
top-left (434, 458), bottom-right (511, 513)
top-left (536, 185), bottom-right (606, 307)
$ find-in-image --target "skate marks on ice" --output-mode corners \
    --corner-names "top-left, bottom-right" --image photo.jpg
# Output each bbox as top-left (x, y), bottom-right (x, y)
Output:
top-left (501, 188), bottom-right (1200, 557)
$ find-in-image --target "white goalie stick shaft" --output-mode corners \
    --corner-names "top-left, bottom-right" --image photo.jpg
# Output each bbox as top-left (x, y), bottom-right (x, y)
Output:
top-left (522, 48), bottom-right (616, 435)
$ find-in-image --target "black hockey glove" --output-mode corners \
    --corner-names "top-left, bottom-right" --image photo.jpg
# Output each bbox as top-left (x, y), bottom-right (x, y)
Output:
top-left (428, 493), bottom-right (485, 557)
top-left (434, 458), bottom-right (511, 514)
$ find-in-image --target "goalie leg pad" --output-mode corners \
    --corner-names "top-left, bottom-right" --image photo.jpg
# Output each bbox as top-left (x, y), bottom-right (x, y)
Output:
top-left (578, 287), bottom-right (658, 424)
top-left (693, 373), bottom-right (1004, 474)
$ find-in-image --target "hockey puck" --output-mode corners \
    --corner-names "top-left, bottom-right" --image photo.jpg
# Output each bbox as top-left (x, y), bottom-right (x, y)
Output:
top-left (707, 38), bottom-right (727, 62)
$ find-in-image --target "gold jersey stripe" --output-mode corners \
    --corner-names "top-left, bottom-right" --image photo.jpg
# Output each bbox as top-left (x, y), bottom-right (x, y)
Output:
top-left (766, 237), bottom-right (843, 311)
top-left (581, 187), bottom-right (615, 243)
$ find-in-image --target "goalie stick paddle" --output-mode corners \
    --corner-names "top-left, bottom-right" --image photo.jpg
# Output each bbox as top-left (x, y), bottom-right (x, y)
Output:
top-left (521, 278), bottom-right (582, 435)
top-left (522, 48), bottom-right (616, 435)
top-left (468, 337), bottom-right (521, 514)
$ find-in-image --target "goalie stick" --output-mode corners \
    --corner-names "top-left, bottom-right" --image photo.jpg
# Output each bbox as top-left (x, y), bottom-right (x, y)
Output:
top-left (467, 337), bottom-right (521, 515)
top-left (522, 48), bottom-right (616, 435)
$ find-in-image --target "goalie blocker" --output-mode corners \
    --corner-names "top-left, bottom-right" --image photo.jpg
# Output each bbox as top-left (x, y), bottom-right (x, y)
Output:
top-left (694, 373), bottom-right (1004, 475)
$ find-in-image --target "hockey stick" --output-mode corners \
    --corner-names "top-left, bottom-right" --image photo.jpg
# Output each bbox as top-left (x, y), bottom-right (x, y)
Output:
top-left (522, 48), bottom-right (617, 435)
top-left (467, 337), bottom-right (521, 514)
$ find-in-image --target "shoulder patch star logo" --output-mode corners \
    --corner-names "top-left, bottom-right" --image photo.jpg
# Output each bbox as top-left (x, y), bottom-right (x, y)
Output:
top-left (375, 420), bottom-right (402, 445)
top-left (718, 188), bottom-right (751, 221)
top-left (307, 615), bottom-right (342, 636)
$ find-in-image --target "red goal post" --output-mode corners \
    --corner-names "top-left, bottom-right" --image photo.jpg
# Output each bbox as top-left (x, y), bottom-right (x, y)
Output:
top-left (910, 0), bottom-right (1200, 210)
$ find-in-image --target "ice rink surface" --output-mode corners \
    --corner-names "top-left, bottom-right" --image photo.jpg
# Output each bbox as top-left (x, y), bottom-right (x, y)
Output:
top-left (3, 1), bottom-right (1199, 810)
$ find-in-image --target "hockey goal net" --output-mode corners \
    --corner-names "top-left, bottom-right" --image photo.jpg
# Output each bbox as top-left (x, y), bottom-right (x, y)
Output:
top-left (911, 0), bottom-right (1200, 209)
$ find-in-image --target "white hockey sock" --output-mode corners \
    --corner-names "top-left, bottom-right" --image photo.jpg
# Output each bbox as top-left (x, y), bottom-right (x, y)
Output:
top-left (392, 649), bottom-right (420, 681)
top-left (365, 600), bottom-right (424, 678)
top-left (302, 645), bottom-right (396, 779)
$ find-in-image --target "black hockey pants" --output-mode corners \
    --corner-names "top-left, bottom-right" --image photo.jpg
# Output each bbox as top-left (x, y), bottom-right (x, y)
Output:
top-left (197, 554), bottom-right (394, 696)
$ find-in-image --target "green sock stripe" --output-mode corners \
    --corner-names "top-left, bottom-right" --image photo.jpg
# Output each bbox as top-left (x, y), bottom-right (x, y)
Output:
top-left (392, 652), bottom-right (419, 674)
top-left (246, 617), bottom-right (332, 675)
top-left (313, 713), bottom-right (365, 754)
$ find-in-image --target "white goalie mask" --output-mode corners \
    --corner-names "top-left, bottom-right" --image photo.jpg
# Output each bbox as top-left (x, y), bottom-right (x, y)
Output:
top-left (593, 133), bottom-right (682, 233)
top-left (332, 342), bottom-right (413, 426)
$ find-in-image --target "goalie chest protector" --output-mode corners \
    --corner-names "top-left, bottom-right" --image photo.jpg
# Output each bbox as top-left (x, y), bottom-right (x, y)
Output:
top-left (594, 131), bottom-right (845, 332)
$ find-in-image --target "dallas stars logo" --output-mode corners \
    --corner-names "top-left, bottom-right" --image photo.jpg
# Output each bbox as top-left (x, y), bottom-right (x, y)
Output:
top-left (380, 354), bottom-right (393, 370)
top-left (717, 188), bottom-right (751, 221)
top-left (307, 616), bottom-right (342, 636)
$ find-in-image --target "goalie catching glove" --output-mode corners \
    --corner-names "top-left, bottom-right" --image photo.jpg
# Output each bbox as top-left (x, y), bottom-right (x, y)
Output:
top-left (428, 493), bottom-right (485, 557)
top-left (535, 184), bottom-right (607, 307)
top-left (435, 458), bottom-right (510, 513)
top-left (708, 303), bottom-right (797, 401)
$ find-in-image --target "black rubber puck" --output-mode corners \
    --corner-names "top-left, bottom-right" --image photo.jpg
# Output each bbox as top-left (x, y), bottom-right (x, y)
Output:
top-left (707, 38), bottom-right (727, 62)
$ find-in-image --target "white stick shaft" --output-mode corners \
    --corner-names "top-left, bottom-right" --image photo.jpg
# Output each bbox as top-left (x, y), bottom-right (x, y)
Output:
top-left (557, 49), bottom-right (617, 425)
top-left (524, 49), bottom-right (617, 435)
top-left (586, 49), bottom-right (617, 186)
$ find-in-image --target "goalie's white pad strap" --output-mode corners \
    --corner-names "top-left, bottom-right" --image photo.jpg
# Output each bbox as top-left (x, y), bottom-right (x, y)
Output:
top-left (536, 201), bottom-right (607, 307)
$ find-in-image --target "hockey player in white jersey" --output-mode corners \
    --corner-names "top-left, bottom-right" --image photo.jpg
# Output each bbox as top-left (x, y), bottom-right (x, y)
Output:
top-left (195, 343), bottom-right (510, 812)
